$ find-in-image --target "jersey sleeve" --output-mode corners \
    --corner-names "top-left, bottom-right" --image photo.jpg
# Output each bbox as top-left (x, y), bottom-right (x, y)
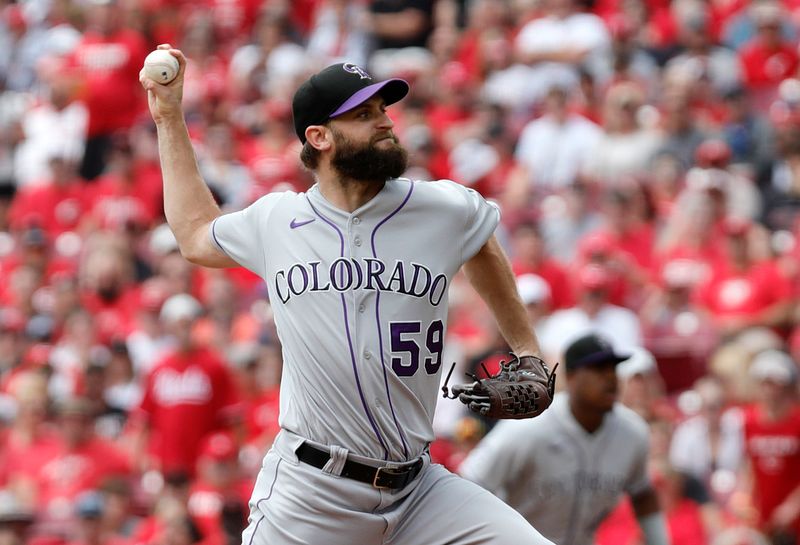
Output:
top-left (434, 180), bottom-right (500, 264)
top-left (209, 193), bottom-right (283, 278)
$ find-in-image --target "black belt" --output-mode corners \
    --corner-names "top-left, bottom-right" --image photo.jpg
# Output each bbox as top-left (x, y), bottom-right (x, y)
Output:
top-left (296, 442), bottom-right (424, 490)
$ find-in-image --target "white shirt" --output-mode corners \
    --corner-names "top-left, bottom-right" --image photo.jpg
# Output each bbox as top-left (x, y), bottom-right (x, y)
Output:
top-left (14, 101), bottom-right (88, 186)
top-left (514, 114), bottom-right (603, 190)
top-left (515, 13), bottom-right (611, 98)
top-left (669, 408), bottom-right (744, 482)
top-left (538, 304), bottom-right (642, 360)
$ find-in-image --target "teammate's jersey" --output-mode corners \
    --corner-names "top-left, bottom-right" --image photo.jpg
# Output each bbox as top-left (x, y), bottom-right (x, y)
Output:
top-left (460, 393), bottom-right (651, 545)
top-left (211, 178), bottom-right (499, 461)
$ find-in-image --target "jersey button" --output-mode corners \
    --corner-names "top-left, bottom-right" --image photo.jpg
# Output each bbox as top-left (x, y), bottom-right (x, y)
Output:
top-left (364, 351), bottom-right (371, 360)
top-left (354, 236), bottom-right (362, 247)
top-left (353, 217), bottom-right (361, 225)
top-left (358, 304), bottom-right (366, 313)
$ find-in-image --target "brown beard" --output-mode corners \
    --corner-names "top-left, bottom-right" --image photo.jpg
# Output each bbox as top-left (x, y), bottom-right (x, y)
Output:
top-left (330, 127), bottom-right (409, 183)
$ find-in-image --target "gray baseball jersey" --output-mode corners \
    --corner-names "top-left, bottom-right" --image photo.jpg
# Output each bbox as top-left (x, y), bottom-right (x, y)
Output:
top-left (460, 392), bottom-right (651, 545)
top-left (210, 178), bottom-right (498, 462)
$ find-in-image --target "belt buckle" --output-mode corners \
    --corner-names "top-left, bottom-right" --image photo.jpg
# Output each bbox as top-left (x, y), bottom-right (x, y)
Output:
top-left (372, 464), bottom-right (407, 489)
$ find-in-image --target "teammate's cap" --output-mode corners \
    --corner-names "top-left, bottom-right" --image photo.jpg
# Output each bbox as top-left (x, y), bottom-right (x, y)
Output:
top-left (564, 333), bottom-right (630, 371)
top-left (749, 349), bottom-right (797, 384)
top-left (292, 63), bottom-right (409, 143)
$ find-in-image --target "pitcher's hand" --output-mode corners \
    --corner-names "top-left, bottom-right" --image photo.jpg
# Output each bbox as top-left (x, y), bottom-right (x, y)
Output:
top-left (139, 44), bottom-right (186, 124)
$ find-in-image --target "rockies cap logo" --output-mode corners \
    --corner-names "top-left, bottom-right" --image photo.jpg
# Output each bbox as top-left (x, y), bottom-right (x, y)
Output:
top-left (343, 63), bottom-right (371, 80)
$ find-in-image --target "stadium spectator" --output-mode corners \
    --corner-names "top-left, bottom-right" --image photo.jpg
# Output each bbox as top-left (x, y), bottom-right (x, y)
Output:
top-left (0, 370), bottom-right (57, 510)
top-left (739, 349), bottom-right (800, 543)
top-left (514, 0), bottom-right (611, 103)
top-left (538, 263), bottom-right (642, 361)
top-left (665, 5), bottom-right (742, 96)
top-left (8, 154), bottom-right (88, 238)
top-left (77, 234), bottom-right (139, 345)
top-left (669, 376), bottom-right (744, 497)
top-left (187, 432), bottom-right (249, 545)
top-left (508, 221), bottom-right (574, 311)
top-left (616, 347), bottom-right (668, 422)
top-left (516, 273), bottom-right (553, 335)
top-left (366, 0), bottom-right (435, 52)
top-left (12, 65), bottom-right (87, 188)
top-left (69, 0), bottom-right (147, 180)
top-left (655, 85), bottom-right (710, 170)
top-left (696, 218), bottom-right (793, 339)
top-left (582, 82), bottom-right (662, 186)
top-left (503, 84), bottom-right (602, 205)
top-left (196, 124), bottom-right (252, 211)
top-left (689, 139), bottom-right (763, 222)
top-left (35, 397), bottom-right (131, 524)
top-left (738, 2), bottom-right (799, 112)
top-left (537, 181), bottom-right (604, 264)
top-left (132, 294), bottom-right (240, 477)
top-left (639, 258), bottom-right (718, 393)
top-left (306, 0), bottom-right (371, 67)
top-left (760, 123), bottom-right (800, 233)
top-left (720, 86), bottom-right (775, 170)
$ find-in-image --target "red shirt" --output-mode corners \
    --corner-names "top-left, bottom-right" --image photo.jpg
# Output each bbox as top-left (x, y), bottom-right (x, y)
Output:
top-left (187, 479), bottom-right (251, 543)
top-left (8, 181), bottom-right (91, 236)
top-left (512, 259), bottom-right (575, 310)
top-left (239, 136), bottom-right (304, 198)
top-left (139, 347), bottom-right (240, 474)
top-left (71, 30), bottom-right (148, 136)
top-left (596, 496), bottom-right (706, 545)
top-left (243, 388), bottom-right (280, 446)
top-left (80, 286), bottom-right (141, 344)
top-left (739, 39), bottom-right (799, 90)
top-left (87, 172), bottom-right (161, 229)
top-left (0, 427), bottom-right (61, 487)
top-left (36, 436), bottom-right (131, 512)
top-left (697, 260), bottom-right (792, 320)
top-left (743, 404), bottom-right (800, 528)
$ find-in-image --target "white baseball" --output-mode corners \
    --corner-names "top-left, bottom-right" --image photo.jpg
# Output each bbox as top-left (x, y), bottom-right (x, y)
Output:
top-left (143, 50), bottom-right (179, 85)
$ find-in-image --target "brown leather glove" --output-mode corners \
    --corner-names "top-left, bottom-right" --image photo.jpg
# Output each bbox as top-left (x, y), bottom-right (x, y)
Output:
top-left (450, 354), bottom-right (557, 419)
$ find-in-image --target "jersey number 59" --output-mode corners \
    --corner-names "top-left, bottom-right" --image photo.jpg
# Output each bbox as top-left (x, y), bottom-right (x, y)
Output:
top-left (390, 321), bottom-right (444, 377)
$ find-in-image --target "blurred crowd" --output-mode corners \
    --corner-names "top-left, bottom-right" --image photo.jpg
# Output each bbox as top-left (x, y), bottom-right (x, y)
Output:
top-left (2, 0), bottom-right (800, 543)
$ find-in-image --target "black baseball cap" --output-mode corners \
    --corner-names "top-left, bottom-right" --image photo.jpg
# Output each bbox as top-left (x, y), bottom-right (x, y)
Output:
top-left (564, 333), bottom-right (630, 371)
top-left (292, 63), bottom-right (409, 143)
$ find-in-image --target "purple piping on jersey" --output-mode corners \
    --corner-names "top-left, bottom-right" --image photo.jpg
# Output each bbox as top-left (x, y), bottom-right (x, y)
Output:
top-left (247, 457), bottom-right (283, 545)
top-left (371, 182), bottom-right (415, 460)
top-left (306, 196), bottom-right (390, 459)
top-left (210, 218), bottom-right (234, 260)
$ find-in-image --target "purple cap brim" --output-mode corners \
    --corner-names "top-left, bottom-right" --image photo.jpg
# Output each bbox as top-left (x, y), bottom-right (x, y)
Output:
top-left (330, 79), bottom-right (409, 118)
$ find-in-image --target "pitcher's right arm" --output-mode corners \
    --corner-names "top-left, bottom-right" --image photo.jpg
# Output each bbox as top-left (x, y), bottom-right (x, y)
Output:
top-left (140, 44), bottom-right (237, 268)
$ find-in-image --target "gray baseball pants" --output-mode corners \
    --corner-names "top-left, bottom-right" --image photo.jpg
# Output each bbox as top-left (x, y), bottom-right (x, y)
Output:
top-left (241, 429), bottom-right (554, 545)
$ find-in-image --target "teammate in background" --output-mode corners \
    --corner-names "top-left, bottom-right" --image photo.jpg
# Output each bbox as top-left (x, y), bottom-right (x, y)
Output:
top-left (460, 332), bottom-right (671, 545)
top-left (141, 46), bottom-right (554, 544)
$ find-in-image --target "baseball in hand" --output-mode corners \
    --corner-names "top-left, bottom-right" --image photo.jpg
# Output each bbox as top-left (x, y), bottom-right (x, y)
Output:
top-left (143, 50), bottom-right (179, 85)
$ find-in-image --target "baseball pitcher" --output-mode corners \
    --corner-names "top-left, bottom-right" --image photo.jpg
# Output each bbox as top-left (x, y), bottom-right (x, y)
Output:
top-left (141, 46), bottom-right (556, 545)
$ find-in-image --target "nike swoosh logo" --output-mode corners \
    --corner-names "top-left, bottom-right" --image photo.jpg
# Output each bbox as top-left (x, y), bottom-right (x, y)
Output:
top-left (290, 218), bottom-right (316, 229)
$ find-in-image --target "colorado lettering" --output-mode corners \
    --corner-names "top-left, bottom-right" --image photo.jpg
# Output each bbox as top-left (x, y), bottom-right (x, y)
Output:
top-left (274, 259), bottom-right (447, 305)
